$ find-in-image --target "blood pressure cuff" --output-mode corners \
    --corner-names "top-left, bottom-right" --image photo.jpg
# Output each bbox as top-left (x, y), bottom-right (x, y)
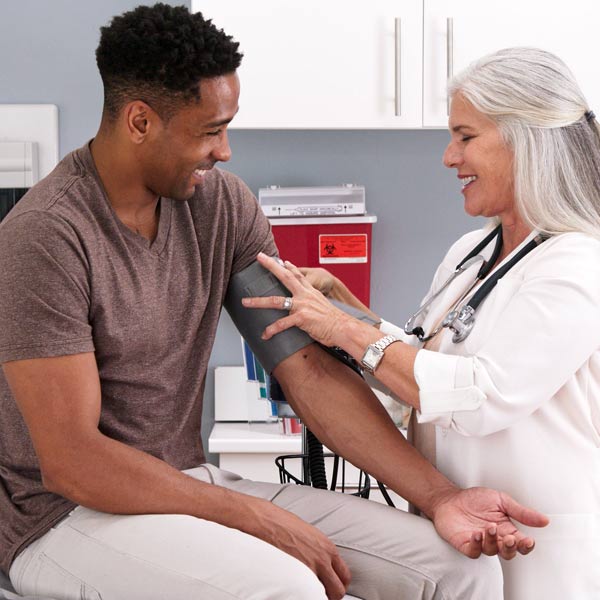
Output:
top-left (224, 260), bottom-right (381, 374)
top-left (328, 299), bottom-right (380, 327)
top-left (224, 259), bottom-right (314, 374)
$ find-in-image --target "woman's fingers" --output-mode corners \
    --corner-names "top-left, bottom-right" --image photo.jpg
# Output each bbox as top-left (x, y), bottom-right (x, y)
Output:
top-left (262, 314), bottom-right (297, 340)
top-left (299, 267), bottom-right (335, 295)
top-left (284, 261), bottom-right (315, 289)
top-left (243, 254), bottom-right (348, 347)
top-left (242, 295), bottom-right (290, 311)
top-left (256, 252), bottom-right (303, 293)
top-left (284, 260), bottom-right (302, 277)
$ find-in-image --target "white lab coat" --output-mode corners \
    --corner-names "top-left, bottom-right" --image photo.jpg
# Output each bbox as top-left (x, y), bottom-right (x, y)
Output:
top-left (381, 227), bottom-right (600, 600)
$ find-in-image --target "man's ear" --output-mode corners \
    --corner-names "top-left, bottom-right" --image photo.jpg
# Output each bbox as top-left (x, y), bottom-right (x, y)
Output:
top-left (124, 101), bottom-right (159, 144)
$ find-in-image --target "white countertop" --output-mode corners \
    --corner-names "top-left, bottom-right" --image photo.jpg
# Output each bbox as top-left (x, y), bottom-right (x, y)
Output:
top-left (209, 421), bottom-right (406, 454)
top-left (209, 422), bottom-right (303, 454)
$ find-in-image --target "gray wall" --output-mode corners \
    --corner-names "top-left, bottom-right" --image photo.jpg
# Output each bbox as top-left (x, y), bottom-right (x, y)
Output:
top-left (1, 1), bottom-right (478, 463)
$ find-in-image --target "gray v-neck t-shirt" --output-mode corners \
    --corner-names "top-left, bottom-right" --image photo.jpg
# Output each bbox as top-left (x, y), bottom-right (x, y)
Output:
top-left (0, 143), bottom-right (276, 574)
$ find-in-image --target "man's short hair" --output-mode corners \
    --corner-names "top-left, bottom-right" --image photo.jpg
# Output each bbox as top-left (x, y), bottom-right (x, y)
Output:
top-left (95, 3), bottom-right (243, 121)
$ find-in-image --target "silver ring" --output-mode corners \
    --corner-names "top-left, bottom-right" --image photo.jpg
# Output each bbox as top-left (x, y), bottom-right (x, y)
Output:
top-left (282, 297), bottom-right (293, 311)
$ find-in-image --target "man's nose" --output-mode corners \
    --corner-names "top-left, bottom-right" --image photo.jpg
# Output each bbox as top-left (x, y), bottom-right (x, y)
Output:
top-left (213, 130), bottom-right (232, 163)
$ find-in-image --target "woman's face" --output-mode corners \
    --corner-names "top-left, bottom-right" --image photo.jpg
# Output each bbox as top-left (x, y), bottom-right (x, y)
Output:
top-left (443, 93), bottom-right (516, 221)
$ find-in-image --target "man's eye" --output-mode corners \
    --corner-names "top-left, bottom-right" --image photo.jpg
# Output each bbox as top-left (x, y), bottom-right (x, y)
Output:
top-left (206, 129), bottom-right (222, 137)
top-left (461, 135), bottom-right (474, 142)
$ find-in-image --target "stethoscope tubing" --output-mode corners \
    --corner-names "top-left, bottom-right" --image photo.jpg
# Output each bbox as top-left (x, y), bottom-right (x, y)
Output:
top-left (404, 225), bottom-right (546, 343)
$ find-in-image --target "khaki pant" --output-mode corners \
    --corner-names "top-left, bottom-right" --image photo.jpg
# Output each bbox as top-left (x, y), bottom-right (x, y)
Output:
top-left (10, 465), bottom-right (502, 600)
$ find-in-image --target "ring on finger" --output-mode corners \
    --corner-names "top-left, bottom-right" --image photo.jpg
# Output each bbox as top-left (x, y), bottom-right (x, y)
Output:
top-left (282, 297), bottom-right (293, 311)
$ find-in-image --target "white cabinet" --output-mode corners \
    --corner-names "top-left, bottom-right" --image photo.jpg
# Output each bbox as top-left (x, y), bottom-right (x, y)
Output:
top-left (423, 0), bottom-right (600, 126)
top-left (192, 1), bottom-right (600, 129)
top-left (192, 0), bottom-right (423, 128)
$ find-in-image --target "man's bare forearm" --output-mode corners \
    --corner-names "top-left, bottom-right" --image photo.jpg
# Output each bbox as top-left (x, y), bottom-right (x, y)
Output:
top-left (273, 344), bottom-right (457, 518)
top-left (40, 420), bottom-right (354, 593)
top-left (43, 429), bottom-right (276, 537)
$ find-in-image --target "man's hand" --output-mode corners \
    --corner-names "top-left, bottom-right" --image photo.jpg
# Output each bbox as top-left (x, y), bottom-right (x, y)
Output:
top-left (430, 487), bottom-right (549, 560)
top-left (255, 500), bottom-right (351, 600)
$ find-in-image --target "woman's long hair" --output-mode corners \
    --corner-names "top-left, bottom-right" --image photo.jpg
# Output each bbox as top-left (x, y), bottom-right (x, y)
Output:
top-left (449, 47), bottom-right (600, 238)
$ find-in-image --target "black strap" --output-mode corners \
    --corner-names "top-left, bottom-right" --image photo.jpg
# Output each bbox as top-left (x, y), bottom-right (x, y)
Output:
top-left (411, 227), bottom-right (502, 342)
top-left (457, 224), bottom-right (503, 278)
top-left (467, 235), bottom-right (545, 312)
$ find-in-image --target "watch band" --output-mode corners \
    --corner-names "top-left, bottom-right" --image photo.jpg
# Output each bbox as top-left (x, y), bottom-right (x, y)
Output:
top-left (372, 334), bottom-right (399, 353)
top-left (360, 334), bottom-right (401, 374)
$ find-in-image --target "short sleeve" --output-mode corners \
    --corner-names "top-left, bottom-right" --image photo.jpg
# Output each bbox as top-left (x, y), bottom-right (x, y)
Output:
top-left (220, 172), bottom-right (277, 275)
top-left (0, 211), bottom-right (94, 363)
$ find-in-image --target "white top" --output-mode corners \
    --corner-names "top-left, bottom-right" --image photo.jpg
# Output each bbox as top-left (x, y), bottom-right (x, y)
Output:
top-left (381, 227), bottom-right (600, 600)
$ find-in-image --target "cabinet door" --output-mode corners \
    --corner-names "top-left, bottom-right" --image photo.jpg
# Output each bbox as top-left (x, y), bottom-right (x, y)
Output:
top-left (192, 0), bottom-right (422, 128)
top-left (424, 0), bottom-right (600, 127)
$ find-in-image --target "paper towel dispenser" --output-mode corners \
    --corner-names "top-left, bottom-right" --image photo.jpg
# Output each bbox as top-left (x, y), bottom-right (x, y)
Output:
top-left (0, 141), bottom-right (39, 188)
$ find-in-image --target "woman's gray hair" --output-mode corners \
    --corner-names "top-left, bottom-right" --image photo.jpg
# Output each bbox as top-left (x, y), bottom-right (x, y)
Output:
top-left (449, 47), bottom-right (600, 238)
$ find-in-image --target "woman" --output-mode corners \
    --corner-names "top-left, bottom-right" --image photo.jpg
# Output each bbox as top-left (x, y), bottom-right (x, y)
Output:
top-left (243, 47), bottom-right (600, 599)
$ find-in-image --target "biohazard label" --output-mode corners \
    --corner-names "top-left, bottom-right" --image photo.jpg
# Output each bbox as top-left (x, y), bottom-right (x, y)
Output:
top-left (319, 234), bottom-right (368, 264)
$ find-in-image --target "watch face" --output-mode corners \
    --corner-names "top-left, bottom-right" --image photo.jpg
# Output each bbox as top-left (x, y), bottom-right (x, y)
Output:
top-left (362, 346), bottom-right (383, 370)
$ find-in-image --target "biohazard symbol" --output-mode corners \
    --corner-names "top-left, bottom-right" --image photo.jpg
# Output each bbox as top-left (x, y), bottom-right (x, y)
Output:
top-left (324, 243), bottom-right (336, 255)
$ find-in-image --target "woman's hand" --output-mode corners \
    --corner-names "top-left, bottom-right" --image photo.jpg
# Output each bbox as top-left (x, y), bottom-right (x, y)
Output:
top-left (301, 266), bottom-right (381, 325)
top-left (298, 267), bottom-right (336, 296)
top-left (241, 253), bottom-right (354, 348)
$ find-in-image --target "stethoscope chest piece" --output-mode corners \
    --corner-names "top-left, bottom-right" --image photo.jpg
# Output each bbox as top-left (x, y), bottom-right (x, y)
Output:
top-left (404, 226), bottom-right (547, 345)
top-left (442, 305), bottom-right (476, 343)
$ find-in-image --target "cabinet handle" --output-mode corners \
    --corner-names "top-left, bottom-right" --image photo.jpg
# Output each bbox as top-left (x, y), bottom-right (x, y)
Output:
top-left (395, 17), bottom-right (401, 116)
top-left (446, 17), bottom-right (454, 115)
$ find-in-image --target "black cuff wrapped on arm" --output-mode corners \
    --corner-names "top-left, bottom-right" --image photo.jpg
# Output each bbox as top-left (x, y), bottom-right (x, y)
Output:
top-left (224, 260), bottom-right (314, 374)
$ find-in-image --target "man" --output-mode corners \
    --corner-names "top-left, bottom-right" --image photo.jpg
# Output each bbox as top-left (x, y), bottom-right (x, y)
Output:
top-left (0, 4), bottom-right (547, 599)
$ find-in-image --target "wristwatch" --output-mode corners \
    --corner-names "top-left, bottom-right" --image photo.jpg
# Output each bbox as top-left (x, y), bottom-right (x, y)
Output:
top-left (360, 334), bottom-right (401, 374)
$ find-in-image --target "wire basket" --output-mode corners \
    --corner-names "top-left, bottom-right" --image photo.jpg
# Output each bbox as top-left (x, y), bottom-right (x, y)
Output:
top-left (275, 452), bottom-right (371, 499)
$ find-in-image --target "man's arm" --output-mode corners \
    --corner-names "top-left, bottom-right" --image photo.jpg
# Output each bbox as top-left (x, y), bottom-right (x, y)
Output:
top-left (2, 353), bottom-right (351, 600)
top-left (232, 256), bottom-right (548, 558)
top-left (273, 344), bottom-right (548, 559)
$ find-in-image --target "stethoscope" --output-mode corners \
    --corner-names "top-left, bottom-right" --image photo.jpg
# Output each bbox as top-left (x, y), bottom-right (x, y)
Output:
top-left (404, 225), bottom-right (547, 344)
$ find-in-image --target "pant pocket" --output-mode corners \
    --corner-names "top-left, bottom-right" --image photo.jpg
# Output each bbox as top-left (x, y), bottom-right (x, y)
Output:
top-left (33, 553), bottom-right (102, 600)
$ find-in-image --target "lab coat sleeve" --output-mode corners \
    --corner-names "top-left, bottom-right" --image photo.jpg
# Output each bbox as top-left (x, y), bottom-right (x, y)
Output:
top-left (414, 235), bottom-right (600, 436)
top-left (379, 319), bottom-right (413, 344)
